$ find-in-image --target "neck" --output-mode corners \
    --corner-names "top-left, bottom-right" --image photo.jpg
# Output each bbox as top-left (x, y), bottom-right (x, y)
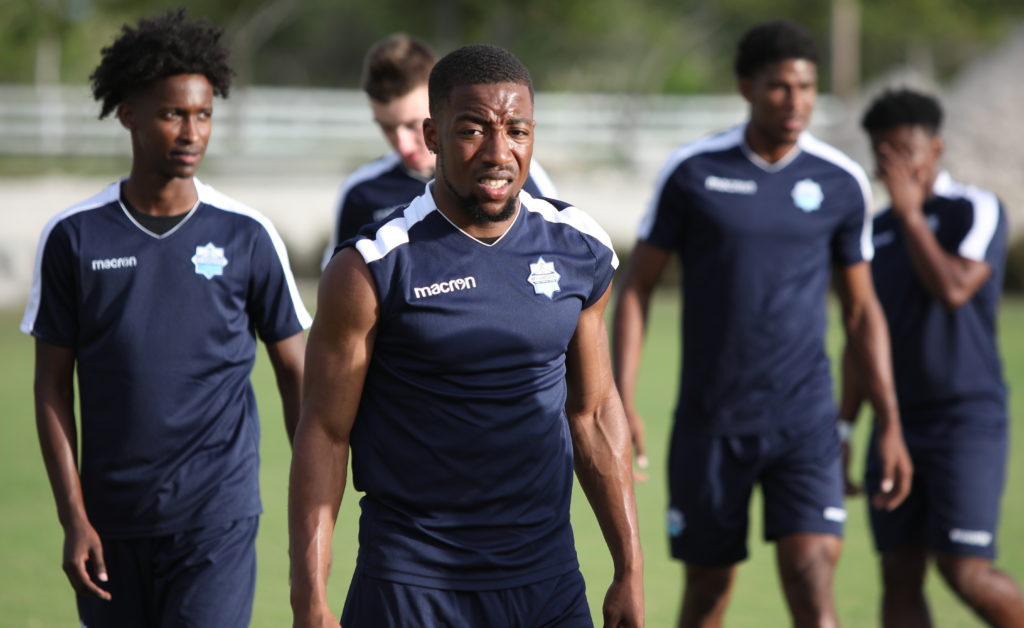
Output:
top-left (430, 182), bottom-right (519, 241)
top-left (122, 171), bottom-right (198, 217)
top-left (744, 126), bottom-right (798, 164)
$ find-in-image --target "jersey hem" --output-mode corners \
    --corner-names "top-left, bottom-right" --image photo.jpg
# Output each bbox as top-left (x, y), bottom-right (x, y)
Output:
top-left (354, 556), bottom-right (580, 592)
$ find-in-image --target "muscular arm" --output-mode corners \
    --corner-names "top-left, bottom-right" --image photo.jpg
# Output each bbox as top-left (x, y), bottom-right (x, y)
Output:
top-left (878, 142), bottom-right (991, 309)
top-left (568, 285), bottom-right (644, 627)
top-left (834, 262), bottom-right (912, 510)
top-left (266, 332), bottom-right (306, 445)
top-left (289, 248), bottom-right (378, 627)
top-left (611, 241), bottom-right (671, 472)
top-left (34, 339), bottom-right (110, 600)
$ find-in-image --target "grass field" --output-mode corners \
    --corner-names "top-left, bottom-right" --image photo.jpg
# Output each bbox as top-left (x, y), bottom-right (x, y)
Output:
top-left (2, 292), bottom-right (1023, 626)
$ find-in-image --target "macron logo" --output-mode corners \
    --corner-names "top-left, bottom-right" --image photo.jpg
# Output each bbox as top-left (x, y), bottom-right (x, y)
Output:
top-left (949, 528), bottom-right (993, 547)
top-left (91, 256), bottom-right (138, 271)
top-left (413, 275), bottom-right (478, 299)
top-left (705, 175), bottom-right (757, 195)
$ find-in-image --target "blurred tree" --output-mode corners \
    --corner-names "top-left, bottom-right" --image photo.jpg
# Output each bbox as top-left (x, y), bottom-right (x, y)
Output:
top-left (0, 0), bottom-right (1020, 93)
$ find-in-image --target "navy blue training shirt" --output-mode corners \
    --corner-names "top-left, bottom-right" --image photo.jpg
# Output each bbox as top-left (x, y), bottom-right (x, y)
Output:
top-left (22, 179), bottom-right (311, 538)
top-left (326, 152), bottom-right (559, 260)
top-left (871, 171), bottom-right (1007, 427)
top-left (640, 124), bottom-right (873, 436)
top-left (346, 188), bottom-right (617, 590)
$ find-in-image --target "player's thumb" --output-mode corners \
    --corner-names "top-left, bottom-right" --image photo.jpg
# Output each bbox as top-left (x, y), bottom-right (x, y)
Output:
top-left (91, 545), bottom-right (109, 582)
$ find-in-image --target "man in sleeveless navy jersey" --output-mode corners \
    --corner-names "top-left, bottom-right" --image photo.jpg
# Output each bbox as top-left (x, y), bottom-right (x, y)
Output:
top-left (324, 34), bottom-right (557, 264)
top-left (290, 44), bottom-right (643, 627)
top-left (22, 10), bottom-right (310, 626)
top-left (844, 88), bottom-right (1024, 626)
top-left (612, 21), bottom-right (912, 626)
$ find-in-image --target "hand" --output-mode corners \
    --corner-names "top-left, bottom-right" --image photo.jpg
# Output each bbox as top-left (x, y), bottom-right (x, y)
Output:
top-left (602, 568), bottom-right (644, 627)
top-left (63, 518), bottom-right (111, 600)
top-left (871, 427), bottom-right (913, 511)
top-left (624, 405), bottom-right (649, 483)
top-left (876, 142), bottom-right (928, 222)
top-left (292, 606), bottom-right (340, 628)
top-left (841, 441), bottom-right (861, 496)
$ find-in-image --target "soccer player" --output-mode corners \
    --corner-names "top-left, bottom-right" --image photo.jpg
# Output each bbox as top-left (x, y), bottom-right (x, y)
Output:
top-left (22, 10), bottom-right (310, 626)
top-left (289, 44), bottom-right (643, 627)
top-left (324, 34), bottom-right (557, 260)
top-left (845, 88), bottom-right (1024, 627)
top-left (612, 20), bottom-right (912, 627)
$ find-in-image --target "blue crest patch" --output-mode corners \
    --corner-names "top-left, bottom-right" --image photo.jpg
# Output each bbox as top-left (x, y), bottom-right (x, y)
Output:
top-left (791, 178), bottom-right (824, 212)
top-left (527, 256), bottom-right (561, 299)
top-left (191, 242), bottom-right (229, 280)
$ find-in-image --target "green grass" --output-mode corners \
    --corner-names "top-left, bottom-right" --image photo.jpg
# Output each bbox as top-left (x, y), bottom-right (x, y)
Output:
top-left (3, 295), bottom-right (1024, 626)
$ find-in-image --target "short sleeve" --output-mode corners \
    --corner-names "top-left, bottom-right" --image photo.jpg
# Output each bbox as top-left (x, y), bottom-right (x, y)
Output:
top-left (638, 164), bottom-right (688, 253)
top-left (830, 174), bottom-right (874, 267)
top-left (22, 220), bottom-right (79, 347)
top-left (247, 222), bottom-right (312, 343)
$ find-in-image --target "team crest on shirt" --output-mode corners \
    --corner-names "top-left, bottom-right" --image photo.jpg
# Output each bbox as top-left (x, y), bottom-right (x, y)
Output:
top-left (191, 242), bottom-right (229, 280)
top-left (667, 508), bottom-right (685, 537)
top-left (527, 256), bottom-right (561, 299)
top-left (791, 178), bottom-right (824, 212)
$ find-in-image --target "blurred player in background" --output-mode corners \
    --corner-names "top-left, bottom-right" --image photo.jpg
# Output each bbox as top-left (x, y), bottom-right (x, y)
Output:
top-left (613, 20), bottom-right (912, 627)
top-left (22, 10), bottom-right (309, 626)
top-left (845, 87), bottom-right (1024, 627)
top-left (324, 34), bottom-right (557, 263)
top-left (290, 43), bottom-right (642, 627)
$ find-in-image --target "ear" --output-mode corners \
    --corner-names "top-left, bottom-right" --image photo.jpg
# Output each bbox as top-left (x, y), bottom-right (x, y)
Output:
top-left (931, 135), bottom-right (944, 161)
top-left (423, 117), bottom-right (439, 154)
top-left (738, 77), bottom-right (753, 103)
top-left (116, 102), bottom-right (134, 131)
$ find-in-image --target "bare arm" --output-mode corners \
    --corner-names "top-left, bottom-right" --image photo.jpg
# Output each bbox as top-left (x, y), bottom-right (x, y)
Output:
top-left (834, 262), bottom-right (912, 510)
top-left (568, 284), bottom-right (644, 627)
top-left (288, 248), bottom-right (378, 627)
top-left (34, 339), bottom-right (110, 600)
top-left (611, 241), bottom-right (671, 475)
top-left (266, 331), bottom-right (306, 444)
top-left (878, 142), bottom-right (991, 309)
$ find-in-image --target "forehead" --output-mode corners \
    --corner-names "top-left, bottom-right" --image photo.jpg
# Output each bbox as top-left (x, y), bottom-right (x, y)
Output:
top-left (371, 84), bottom-right (429, 125)
top-left (137, 73), bottom-right (213, 105)
top-left (870, 124), bottom-right (932, 148)
top-left (752, 58), bottom-right (817, 83)
top-left (440, 81), bottom-right (533, 120)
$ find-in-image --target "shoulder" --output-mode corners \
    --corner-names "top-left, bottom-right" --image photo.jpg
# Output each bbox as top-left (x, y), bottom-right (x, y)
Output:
top-left (662, 125), bottom-right (745, 174)
top-left (521, 192), bottom-right (619, 268)
top-left (350, 191), bottom-right (436, 264)
top-left (195, 179), bottom-right (280, 236)
top-left (933, 171), bottom-right (1003, 218)
top-left (796, 133), bottom-right (871, 190)
top-left (39, 180), bottom-right (121, 242)
top-left (341, 154), bottom-right (407, 194)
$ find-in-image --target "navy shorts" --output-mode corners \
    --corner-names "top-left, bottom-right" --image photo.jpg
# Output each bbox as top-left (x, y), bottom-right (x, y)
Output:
top-left (340, 568), bottom-right (592, 627)
top-left (866, 425), bottom-right (1007, 560)
top-left (668, 419), bottom-right (845, 566)
top-left (76, 516), bottom-right (258, 628)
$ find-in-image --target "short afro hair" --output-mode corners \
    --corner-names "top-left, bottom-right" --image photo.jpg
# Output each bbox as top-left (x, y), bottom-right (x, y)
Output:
top-left (735, 20), bottom-right (819, 78)
top-left (362, 34), bottom-right (436, 103)
top-left (428, 44), bottom-right (533, 118)
top-left (90, 9), bottom-right (234, 119)
top-left (862, 88), bottom-right (944, 136)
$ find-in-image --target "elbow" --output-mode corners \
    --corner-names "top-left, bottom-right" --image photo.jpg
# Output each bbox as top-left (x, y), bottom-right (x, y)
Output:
top-left (936, 285), bottom-right (971, 311)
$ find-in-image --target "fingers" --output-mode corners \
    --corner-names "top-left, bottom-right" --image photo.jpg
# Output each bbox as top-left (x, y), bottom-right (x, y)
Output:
top-left (871, 457), bottom-right (912, 511)
top-left (64, 555), bottom-right (112, 601)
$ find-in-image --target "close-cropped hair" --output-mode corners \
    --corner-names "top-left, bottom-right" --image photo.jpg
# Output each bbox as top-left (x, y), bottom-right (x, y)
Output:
top-left (861, 88), bottom-right (944, 136)
top-left (362, 34), bottom-right (436, 103)
top-left (428, 44), bottom-right (533, 118)
top-left (735, 20), bottom-right (819, 78)
top-left (90, 8), bottom-right (234, 119)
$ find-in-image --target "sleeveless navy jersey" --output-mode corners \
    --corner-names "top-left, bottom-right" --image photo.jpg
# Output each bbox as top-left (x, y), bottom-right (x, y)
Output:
top-left (871, 171), bottom-right (1007, 427)
top-left (327, 152), bottom-right (558, 256)
top-left (640, 124), bottom-right (873, 436)
top-left (21, 179), bottom-right (311, 538)
top-left (346, 188), bottom-right (617, 590)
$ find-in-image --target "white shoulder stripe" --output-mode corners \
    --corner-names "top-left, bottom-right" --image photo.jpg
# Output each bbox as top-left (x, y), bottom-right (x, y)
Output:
top-left (325, 153), bottom-right (404, 255)
top-left (933, 172), bottom-right (1001, 262)
top-left (798, 132), bottom-right (875, 261)
top-left (197, 180), bottom-right (312, 329)
top-left (522, 192), bottom-right (619, 269)
top-left (21, 181), bottom-right (122, 335)
top-left (527, 160), bottom-right (558, 198)
top-left (638, 126), bottom-right (745, 240)
top-left (354, 191), bottom-right (434, 263)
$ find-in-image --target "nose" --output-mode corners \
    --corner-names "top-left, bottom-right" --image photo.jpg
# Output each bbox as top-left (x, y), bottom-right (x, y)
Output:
top-left (480, 129), bottom-right (513, 166)
top-left (178, 115), bottom-right (199, 144)
top-left (395, 126), bottom-right (424, 157)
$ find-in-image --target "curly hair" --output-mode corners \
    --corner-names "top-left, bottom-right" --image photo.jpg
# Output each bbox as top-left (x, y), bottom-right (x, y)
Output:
top-left (362, 34), bottom-right (436, 103)
top-left (428, 44), bottom-right (533, 118)
top-left (862, 88), bottom-right (944, 136)
top-left (734, 20), bottom-right (819, 78)
top-left (90, 9), bottom-right (234, 119)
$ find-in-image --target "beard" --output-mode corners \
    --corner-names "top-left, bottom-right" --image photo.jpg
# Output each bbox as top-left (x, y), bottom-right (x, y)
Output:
top-left (443, 176), bottom-right (518, 224)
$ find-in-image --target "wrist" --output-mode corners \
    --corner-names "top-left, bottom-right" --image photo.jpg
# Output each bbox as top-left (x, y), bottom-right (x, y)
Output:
top-left (836, 419), bottom-right (854, 444)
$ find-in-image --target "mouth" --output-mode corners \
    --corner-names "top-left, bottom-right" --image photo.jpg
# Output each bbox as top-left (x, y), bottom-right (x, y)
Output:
top-left (170, 151), bottom-right (203, 165)
top-left (476, 173), bottom-right (515, 199)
